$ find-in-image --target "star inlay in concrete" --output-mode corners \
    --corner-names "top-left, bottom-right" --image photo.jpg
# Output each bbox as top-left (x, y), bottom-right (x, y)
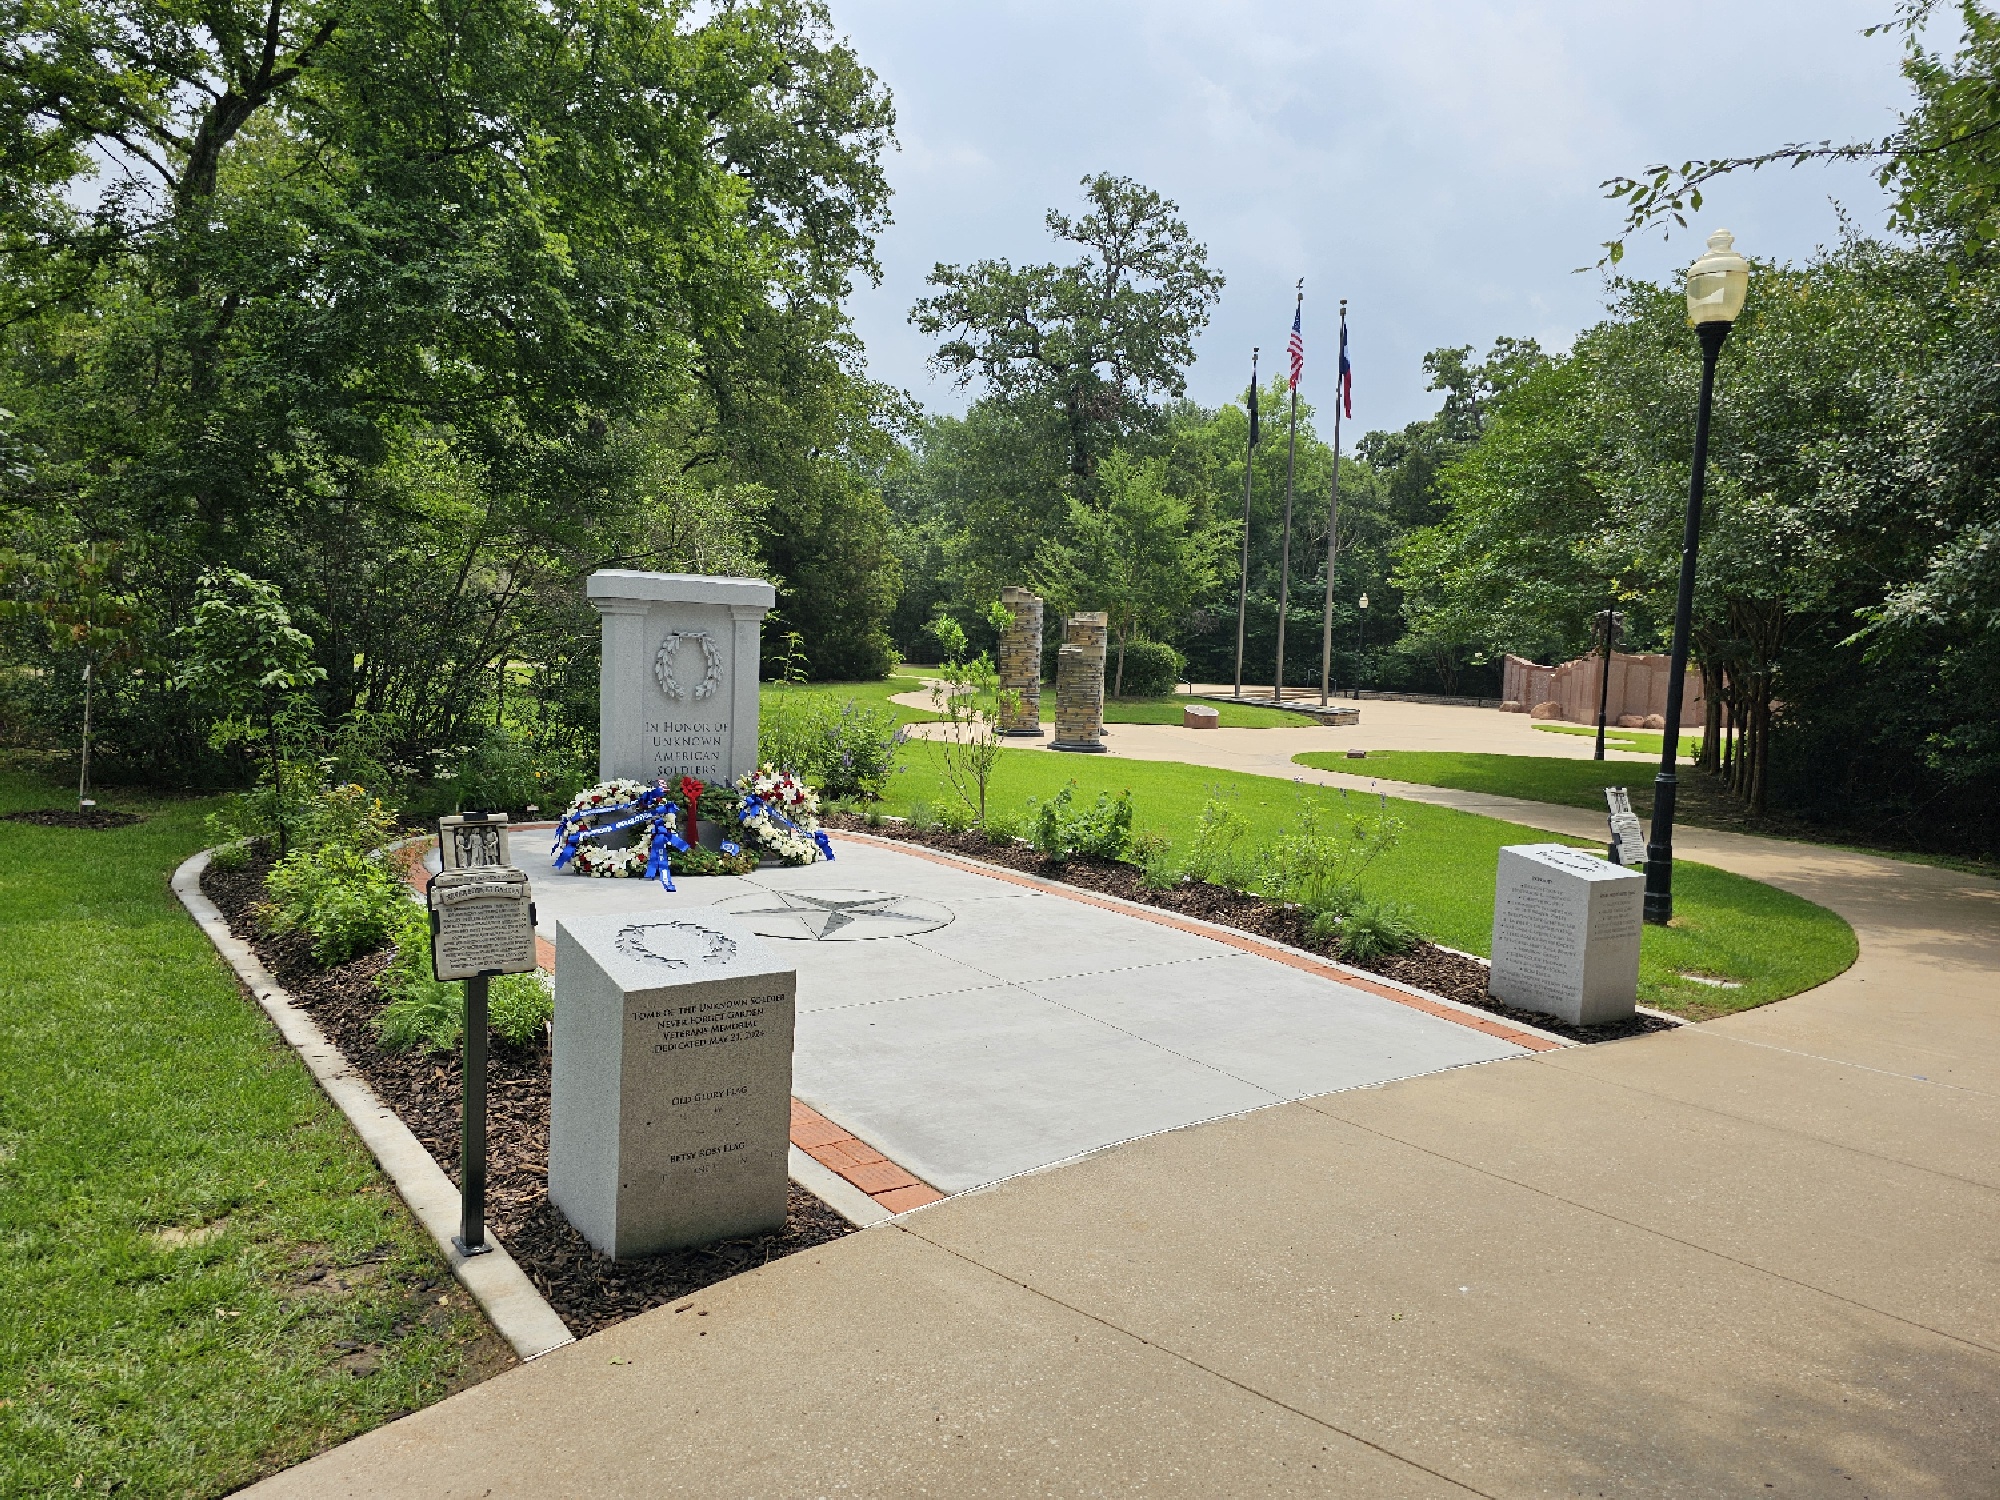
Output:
top-left (713, 888), bottom-right (955, 942)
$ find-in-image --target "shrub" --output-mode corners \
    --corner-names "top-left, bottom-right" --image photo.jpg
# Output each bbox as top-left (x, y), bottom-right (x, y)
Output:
top-left (1182, 793), bottom-right (1255, 888)
top-left (1025, 782), bottom-right (1133, 863)
top-left (375, 905), bottom-right (552, 1051)
top-left (758, 692), bottom-right (907, 801)
top-left (262, 845), bottom-right (407, 964)
top-left (1116, 640), bottom-right (1184, 697)
top-left (981, 809), bottom-right (1022, 846)
top-left (299, 782), bottom-right (397, 854)
top-left (207, 838), bottom-right (253, 873)
top-left (1335, 898), bottom-right (1421, 961)
top-left (814, 699), bottom-right (906, 800)
top-left (421, 721), bottom-right (595, 821)
top-left (1131, 829), bottom-right (1177, 890)
top-left (1259, 793), bottom-right (1403, 918)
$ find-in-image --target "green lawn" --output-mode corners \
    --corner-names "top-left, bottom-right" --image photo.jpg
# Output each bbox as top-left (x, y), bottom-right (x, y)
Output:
top-left (1532, 722), bottom-right (1703, 758)
top-left (1298, 749), bottom-right (1679, 819)
top-left (1042, 696), bottom-right (1316, 728)
top-left (760, 670), bottom-right (942, 728)
top-left (878, 746), bottom-right (1855, 1019)
top-left (761, 675), bottom-right (1314, 729)
top-left (0, 773), bottom-right (506, 1499)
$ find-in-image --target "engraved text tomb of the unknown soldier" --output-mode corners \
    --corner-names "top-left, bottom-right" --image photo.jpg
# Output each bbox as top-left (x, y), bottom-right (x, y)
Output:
top-left (547, 910), bottom-right (797, 1258)
top-left (1489, 844), bottom-right (1644, 1026)
top-left (588, 570), bottom-right (777, 787)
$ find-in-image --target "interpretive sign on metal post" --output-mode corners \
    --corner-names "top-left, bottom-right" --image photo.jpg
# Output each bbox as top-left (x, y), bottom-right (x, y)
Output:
top-left (1603, 788), bottom-right (1647, 869)
top-left (428, 832), bottom-right (538, 1259)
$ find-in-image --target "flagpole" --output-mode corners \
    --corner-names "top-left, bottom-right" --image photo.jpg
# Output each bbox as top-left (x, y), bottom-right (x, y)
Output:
top-left (1231, 347), bottom-right (1260, 699)
top-left (1273, 283), bottom-right (1302, 702)
top-left (1319, 299), bottom-right (1348, 706)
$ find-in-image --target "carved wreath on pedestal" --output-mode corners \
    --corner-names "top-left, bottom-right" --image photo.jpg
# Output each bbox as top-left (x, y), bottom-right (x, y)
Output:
top-left (654, 630), bottom-right (723, 701)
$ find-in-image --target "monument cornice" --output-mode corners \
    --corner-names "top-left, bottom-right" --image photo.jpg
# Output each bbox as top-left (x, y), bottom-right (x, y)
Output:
top-left (588, 570), bottom-right (777, 610)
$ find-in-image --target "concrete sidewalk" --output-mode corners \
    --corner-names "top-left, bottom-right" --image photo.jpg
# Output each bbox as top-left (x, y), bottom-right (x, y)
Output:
top-left (258, 802), bottom-right (2000, 1497)
top-left (896, 686), bottom-right (1679, 762)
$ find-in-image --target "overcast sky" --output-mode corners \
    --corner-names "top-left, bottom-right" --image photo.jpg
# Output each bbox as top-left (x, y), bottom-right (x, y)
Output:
top-left (829, 1), bottom-right (1925, 438)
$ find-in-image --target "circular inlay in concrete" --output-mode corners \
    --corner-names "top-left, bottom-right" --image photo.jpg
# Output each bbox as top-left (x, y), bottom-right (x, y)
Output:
top-left (711, 888), bottom-right (955, 942)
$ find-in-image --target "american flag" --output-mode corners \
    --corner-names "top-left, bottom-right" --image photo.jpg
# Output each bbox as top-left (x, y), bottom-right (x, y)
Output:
top-left (1287, 304), bottom-right (1304, 390)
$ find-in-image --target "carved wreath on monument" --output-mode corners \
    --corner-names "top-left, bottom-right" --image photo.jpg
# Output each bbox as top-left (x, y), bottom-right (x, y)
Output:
top-left (653, 630), bottom-right (723, 701)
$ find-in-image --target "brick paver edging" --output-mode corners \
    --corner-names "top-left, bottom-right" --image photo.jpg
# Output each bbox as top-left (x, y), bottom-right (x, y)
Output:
top-left (834, 829), bottom-right (1569, 1054)
top-left (406, 834), bottom-right (947, 1217)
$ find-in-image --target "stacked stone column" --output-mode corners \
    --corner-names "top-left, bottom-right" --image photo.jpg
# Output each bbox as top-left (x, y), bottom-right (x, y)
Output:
top-left (995, 586), bottom-right (1045, 736)
top-left (1050, 611), bottom-right (1109, 753)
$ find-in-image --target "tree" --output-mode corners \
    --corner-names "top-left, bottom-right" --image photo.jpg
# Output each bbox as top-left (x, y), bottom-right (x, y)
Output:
top-left (1600, 3), bottom-right (2000, 260)
top-left (172, 569), bottom-right (326, 851)
top-left (0, 540), bottom-right (145, 804)
top-left (1034, 451), bottom-right (1232, 695)
top-left (0, 0), bottom-right (902, 785)
top-left (911, 174), bottom-right (1224, 488)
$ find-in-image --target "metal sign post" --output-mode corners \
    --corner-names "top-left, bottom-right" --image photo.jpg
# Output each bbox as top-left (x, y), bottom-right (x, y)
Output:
top-left (428, 814), bottom-right (535, 1257)
top-left (458, 973), bottom-right (491, 1256)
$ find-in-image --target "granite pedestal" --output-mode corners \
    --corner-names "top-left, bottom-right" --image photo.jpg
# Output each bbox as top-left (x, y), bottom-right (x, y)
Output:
top-left (1489, 844), bottom-right (1643, 1026)
top-left (548, 910), bottom-right (797, 1257)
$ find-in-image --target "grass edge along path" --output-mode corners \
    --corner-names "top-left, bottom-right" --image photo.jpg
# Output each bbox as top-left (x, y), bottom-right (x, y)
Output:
top-left (875, 747), bottom-right (1856, 1020)
top-left (1300, 748), bottom-right (2000, 878)
top-left (0, 773), bottom-right (511, 1500)
top-left (759, 673), bottom-right (1316, 731)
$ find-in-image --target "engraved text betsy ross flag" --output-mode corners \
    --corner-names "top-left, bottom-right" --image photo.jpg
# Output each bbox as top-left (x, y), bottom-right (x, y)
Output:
top-left (1287, 304), bottom-right (1304, 389)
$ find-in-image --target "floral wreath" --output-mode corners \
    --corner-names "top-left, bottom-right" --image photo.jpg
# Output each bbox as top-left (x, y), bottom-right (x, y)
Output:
top-left (654, 631), bottom-right (723, 702)
top-left (734, 764), bottom-right (834, 866)
top-left (550, 778), bottom-right (689, 888)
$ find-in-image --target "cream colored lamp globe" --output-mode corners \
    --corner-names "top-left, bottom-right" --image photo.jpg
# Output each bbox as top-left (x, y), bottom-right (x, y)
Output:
top-left (1358, 592), bottom-right (1369, 610)
top-left (1686, 228), bottom-right (1750, 325)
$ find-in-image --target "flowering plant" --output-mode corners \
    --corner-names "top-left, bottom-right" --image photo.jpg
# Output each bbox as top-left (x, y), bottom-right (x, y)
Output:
top-left (571, 840), bottom-right (652, 878)
top-left (733, 764), bottom-right (832, 865)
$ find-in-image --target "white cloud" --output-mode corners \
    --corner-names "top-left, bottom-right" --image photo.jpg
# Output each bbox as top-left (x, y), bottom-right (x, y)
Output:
top-left (835, 0), bottom-right (1913, 430)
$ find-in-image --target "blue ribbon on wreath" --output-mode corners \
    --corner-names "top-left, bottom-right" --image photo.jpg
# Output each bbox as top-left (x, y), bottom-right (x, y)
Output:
top-left (738, 793), bottom-right (835, 862)
top-left (551, 782), bottom-right (689, 889)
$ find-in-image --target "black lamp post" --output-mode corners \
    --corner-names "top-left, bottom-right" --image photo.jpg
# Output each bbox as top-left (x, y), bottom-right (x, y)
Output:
top-left (1646, 229), bottom-right (1749, 925)
top-left (1352, 592), bottom-right (1368, 700)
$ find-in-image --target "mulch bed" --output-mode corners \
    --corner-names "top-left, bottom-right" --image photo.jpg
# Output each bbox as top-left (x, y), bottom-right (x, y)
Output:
top-left (201, 845), bottom-right (853, 1339)
top-left (822, 813), bottom-right (1676, 1046)
top-left (5, 807), bottom-right (145, 829)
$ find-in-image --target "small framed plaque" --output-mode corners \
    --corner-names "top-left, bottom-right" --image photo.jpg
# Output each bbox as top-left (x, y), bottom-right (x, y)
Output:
top-left (429, 866), bottom-right (538, 981)
top-left (1604, 788), bottom-right (1646, 868)
top-left (438, 812), bottom-right (511, 872)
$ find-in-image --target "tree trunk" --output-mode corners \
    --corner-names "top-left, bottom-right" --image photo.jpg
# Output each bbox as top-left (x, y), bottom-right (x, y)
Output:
top-left (1698, 661), bottom-right (1723, 773)
top-left (1115, 631), bottom-right (1127, 698)
top-left (267, 702), bottom-right (287, 855)
top-left (1751, 684), bottom-right (1772, 816)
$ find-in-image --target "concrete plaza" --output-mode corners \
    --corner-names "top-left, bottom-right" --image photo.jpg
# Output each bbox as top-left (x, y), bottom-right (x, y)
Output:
top-left (520, 836), bottom-right (1538, 1196)
top-left (265, 783), bottom-right (2000, 1498)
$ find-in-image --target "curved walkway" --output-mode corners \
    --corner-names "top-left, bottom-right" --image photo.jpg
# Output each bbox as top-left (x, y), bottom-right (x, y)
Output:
top-left (252, 772), bottom-right (2000, 1497)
